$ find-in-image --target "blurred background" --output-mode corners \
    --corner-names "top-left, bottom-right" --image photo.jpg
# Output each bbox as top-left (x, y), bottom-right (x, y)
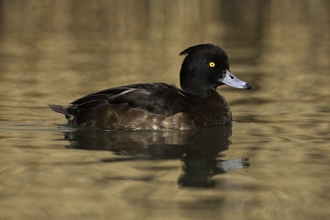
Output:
top-left (0, 0), bottom-right (330, 124)
top-left (1, 1), bottom-right (330, 220)
top-left (1, 0), bottom-right (329, 109)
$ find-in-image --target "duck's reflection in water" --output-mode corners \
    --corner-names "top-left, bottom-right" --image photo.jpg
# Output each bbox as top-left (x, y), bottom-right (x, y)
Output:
top-left (63, 124), bottom-right (249, 187)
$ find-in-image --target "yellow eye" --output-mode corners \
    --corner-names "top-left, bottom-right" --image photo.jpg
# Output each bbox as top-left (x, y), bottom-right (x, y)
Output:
top-left (209, 62), bottom-right (215, 67)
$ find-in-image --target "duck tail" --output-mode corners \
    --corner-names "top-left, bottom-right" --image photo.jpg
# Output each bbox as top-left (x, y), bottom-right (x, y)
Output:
top-left (49, 104), bottom-right (77, 123)
top-left (49, 104), bottom-right (68, 115)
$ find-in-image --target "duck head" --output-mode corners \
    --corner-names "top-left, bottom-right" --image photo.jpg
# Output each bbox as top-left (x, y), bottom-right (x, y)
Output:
top-left (179, 43), bottom-right (252, 96)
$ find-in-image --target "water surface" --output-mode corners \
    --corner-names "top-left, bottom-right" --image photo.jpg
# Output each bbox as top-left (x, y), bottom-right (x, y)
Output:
top-left (1, 1), bottom-right (330, 219)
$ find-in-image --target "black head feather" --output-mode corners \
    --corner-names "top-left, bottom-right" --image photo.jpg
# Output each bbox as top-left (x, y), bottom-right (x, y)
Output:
top-left (179, 43), bottom-right (228, 64)
top-left (179, 44), bottom-right (230, 96)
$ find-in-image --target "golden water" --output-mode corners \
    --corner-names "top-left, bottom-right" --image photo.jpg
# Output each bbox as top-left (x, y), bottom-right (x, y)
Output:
top-left (1, 1), bottom-right (330, 219)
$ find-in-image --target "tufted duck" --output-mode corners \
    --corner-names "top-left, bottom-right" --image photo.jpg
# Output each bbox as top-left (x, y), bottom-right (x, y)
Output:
top-left (49, 43), bottom-right (252, 130)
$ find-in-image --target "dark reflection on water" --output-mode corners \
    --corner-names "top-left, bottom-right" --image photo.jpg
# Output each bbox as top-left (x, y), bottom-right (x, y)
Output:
top-left (1, 0), bottom-right (330, 219)
top-left (62, 125), bottom-right (249, 187)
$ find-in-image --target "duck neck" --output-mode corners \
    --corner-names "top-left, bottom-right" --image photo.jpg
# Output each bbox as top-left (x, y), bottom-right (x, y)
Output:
top-left (180, 62), bottom-right (218, 97)
top-left (180, 75), bottom-right (216, 97)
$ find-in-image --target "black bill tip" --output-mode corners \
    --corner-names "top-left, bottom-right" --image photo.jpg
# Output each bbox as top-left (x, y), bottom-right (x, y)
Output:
top-left (244, 83), bottom-right (252, 90)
